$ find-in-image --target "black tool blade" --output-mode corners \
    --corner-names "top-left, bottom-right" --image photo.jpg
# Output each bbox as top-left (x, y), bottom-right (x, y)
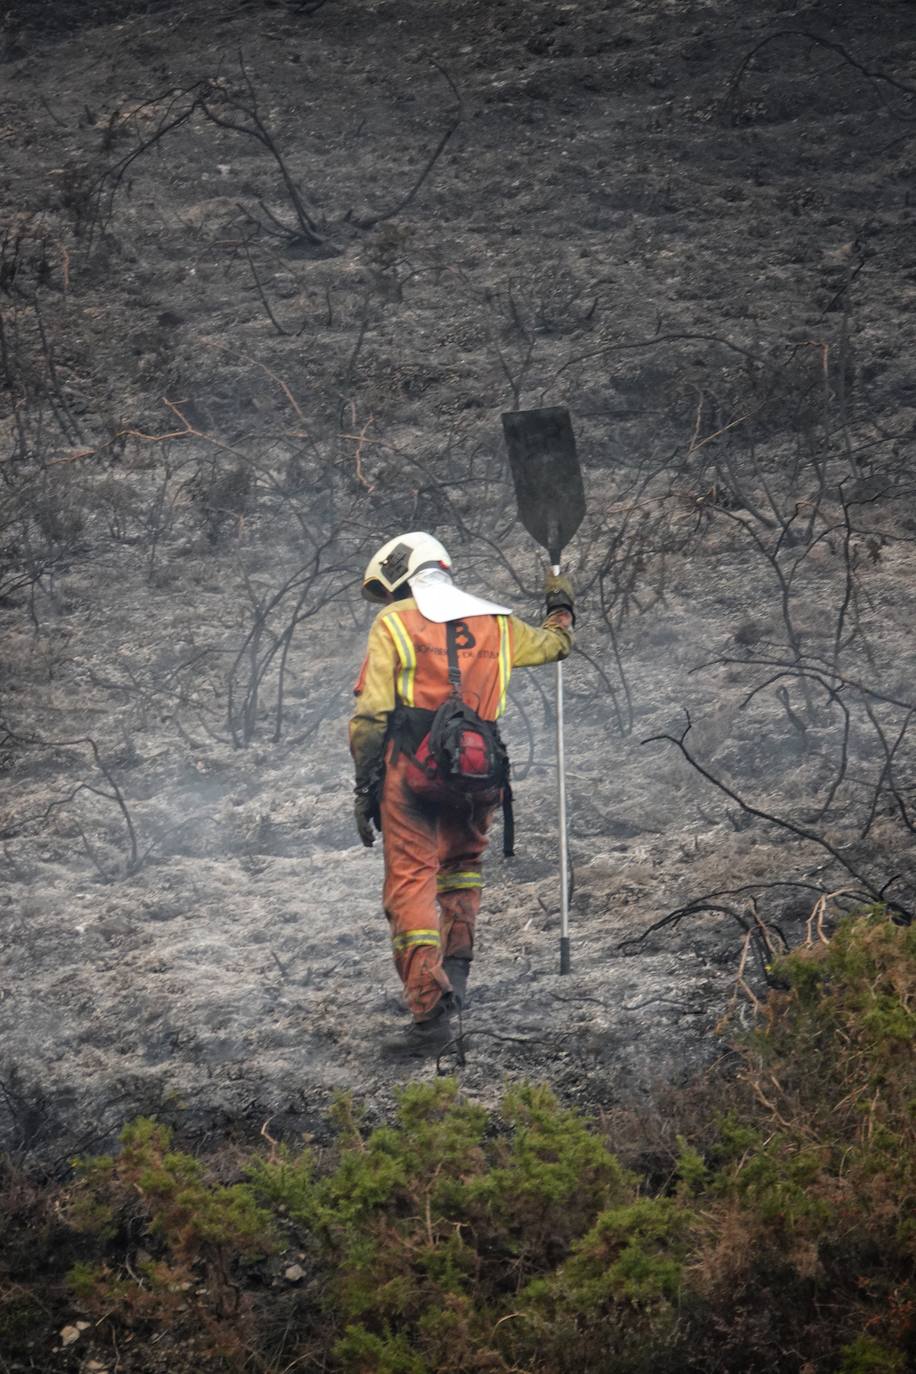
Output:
top-left (501, 406), bottom-right (585, 563)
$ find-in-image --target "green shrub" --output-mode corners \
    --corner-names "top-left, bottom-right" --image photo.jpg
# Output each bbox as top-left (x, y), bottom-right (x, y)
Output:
top-left (0, 1287), bottom-right (45, 1341)
top-left (62, 1115), bottom-right (277, 1358)
top-left (72, 1117), bottom-right (276, 1266)
top-left (2, 911), bottom-right (913, 1372)
top-left (333, 1323), bottom-right (429, 1374)
top-left (462, 1082), bottom-right (631, 1269)
top-left (838, 1335), bottom-right (908, 1374)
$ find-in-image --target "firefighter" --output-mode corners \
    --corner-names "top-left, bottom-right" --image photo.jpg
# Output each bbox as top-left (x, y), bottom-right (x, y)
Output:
top-left (349, 532), bottom-right (575, 1052)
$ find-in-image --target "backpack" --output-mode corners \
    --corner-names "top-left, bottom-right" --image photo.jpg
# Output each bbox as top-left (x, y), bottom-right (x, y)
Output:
top-left (415, 695), bottom-right (509, 793)
top-left (389, 620), bottom-right (515, 854)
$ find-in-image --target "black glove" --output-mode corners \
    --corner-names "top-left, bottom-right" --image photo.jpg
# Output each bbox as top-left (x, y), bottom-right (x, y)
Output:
top-left (544, 570), bottom-right (575, 621)
top-left (354, 789), bottom-right (376, 847)
top-left (354, 783), bottom-right (379, 848)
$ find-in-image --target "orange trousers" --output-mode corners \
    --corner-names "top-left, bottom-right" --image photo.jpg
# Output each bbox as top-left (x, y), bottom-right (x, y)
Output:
top-left (380, 751), bottom-right (497, 1021)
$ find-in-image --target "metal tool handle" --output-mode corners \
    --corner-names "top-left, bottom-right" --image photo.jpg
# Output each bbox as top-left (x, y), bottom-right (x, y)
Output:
top-left (552, 562), bottom-right (571, 975)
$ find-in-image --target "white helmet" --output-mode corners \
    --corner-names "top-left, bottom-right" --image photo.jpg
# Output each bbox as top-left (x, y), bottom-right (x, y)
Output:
top-left (362, 531), bottom-right (452, 603)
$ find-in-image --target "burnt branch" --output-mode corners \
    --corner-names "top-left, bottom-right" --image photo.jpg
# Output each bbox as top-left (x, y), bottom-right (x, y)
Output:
top-left (198, 56), bottom-right (328, 249)
top-left (241, 240), bottom-right (294, 337)
top-left (353, 59), bottom-right (463, 231)
top-left (1, 727), bottom-right (141, 879)
top-left (723, 30), bottom-right (916, 123)
top-left (618, 897), bottom-right (790, 990)
top-left (643, 710), bottom-right (911, 921)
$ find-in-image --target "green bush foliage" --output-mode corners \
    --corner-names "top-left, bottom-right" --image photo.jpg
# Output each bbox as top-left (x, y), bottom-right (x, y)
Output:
top-left (62, 1116), bottom-right (277, 1357)
top-left (0, 912), bottom-right (912, 1372)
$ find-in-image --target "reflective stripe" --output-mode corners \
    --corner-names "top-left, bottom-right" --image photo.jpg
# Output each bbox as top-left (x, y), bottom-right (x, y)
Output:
top-left (438, 870), bottom-right (483, 892)
top-left (497, 615), bottom-right (511, 716)
top-left (392, 929), bottom-right (441, 953)
top-left (384, 610), bottom-right (417, 707)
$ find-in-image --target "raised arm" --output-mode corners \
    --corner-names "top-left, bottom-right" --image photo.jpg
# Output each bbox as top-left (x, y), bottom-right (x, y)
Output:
top-left (509, 572), bottom-right (575, 667)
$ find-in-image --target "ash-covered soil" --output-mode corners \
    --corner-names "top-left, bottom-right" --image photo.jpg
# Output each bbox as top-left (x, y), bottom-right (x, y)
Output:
top-left (1, 0), bottom-right (915, 1155)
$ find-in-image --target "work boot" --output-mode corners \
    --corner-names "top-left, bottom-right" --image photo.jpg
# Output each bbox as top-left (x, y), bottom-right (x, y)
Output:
top-left (381, 996), bottom-right (455, 1058)
top-left (442, 956), bottom-right (471, 1009)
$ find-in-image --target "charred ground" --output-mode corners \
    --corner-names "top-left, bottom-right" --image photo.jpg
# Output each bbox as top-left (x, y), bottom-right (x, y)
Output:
top-left (1, 0), bottom-right (915, 1156)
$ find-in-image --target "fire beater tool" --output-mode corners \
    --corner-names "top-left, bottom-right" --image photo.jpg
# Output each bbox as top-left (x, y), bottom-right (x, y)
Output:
top-left (501, 406), bottom-right (585, 973)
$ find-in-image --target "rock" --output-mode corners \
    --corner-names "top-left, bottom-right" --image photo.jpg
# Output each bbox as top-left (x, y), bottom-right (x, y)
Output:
top-left (59, 1323), bottom-right (89, 1345)
top-left (272, 274), bottom-right (299, 300)
top-left (284, 1263), bottom-right (305, 1282)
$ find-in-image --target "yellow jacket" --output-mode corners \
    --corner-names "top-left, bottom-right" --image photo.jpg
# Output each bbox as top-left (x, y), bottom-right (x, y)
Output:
top-left (350, 597), bottom-right (573, 781)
